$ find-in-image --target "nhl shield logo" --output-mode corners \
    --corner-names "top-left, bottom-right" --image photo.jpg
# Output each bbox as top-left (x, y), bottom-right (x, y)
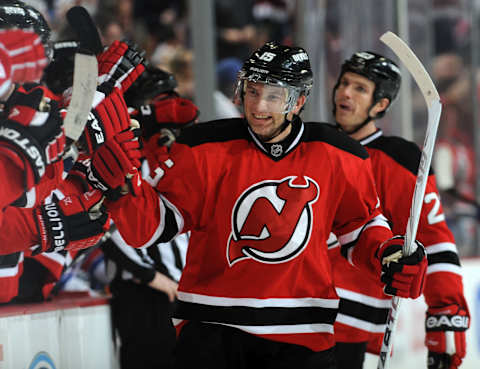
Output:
top-left (227, 176), bottom-right (319, 266)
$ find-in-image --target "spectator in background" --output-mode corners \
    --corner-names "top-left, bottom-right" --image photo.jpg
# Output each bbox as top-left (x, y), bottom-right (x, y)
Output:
top-left (215, 57), bottom-right (242, 119)
top-left (215, 0), bottom-right (256, 61)
top-left (94, 13), bottom-right (125, 47)
top-left (251, 0), bottom-right (295, 47)
top-left (432, 51), bottom-right (477, 257)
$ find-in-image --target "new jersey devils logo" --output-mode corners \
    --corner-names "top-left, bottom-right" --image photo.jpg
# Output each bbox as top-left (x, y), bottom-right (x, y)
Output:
top-left (227, 176), bottom-right (319, 266)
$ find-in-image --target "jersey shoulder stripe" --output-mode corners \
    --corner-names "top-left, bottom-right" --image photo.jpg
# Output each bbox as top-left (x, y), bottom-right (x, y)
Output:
top-left (177, 118), bottom-right (248, 147)
top-left (303, 122), bottom-right (369, 160)
top-left (366, 135), bottom-right (433, 175)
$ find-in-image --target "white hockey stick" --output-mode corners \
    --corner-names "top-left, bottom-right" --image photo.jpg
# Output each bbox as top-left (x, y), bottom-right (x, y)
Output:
top-left (377, 31), bottom-right (442, 369)
top-left (63, 52), bottom-right (98, 142)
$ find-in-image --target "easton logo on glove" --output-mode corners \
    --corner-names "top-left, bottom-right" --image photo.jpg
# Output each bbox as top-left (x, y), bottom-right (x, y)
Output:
top-left (0, 123), bottom-right (45, 178)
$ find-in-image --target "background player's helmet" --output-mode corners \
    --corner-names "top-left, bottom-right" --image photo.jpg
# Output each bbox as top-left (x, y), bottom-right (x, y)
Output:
top-left (234, 41), bottom-right (313, 113)
top-left (42, 40), bottom-right (79, 95)
top-left (333, 51), bottom-right (401, 118)
top-left (124, 65), bottom-right (178, 108)
top-left (0, 1), bottom-right (52, 60)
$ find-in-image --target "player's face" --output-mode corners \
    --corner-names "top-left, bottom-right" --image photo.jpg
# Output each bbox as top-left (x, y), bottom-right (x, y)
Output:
top-left (334, 72), bottom-right (376, 132)
top-left (243, 81), bottom-right (304, 142)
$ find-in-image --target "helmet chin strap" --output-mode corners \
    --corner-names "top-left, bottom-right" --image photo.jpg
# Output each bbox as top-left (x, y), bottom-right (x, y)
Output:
top-left (336, 114), bottom-right (372, 135)
top-left (261, 113), bottom-right (292, 142)
top-left (336, 103), bottom-right (377, 135)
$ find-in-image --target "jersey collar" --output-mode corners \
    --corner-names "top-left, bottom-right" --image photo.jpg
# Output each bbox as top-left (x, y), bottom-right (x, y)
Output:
top-left (358, 128), bottom-right (383, 146)
top-left (247, 116), bottom-right (304, 160)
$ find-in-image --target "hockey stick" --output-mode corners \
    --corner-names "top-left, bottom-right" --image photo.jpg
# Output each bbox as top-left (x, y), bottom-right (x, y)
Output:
top-left (63, 6), bottom-right (102, 143)
top-left (377, 31), bottom-right (442, 369)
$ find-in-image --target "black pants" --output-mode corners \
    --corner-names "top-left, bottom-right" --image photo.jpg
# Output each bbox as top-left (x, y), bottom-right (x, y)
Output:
top-left (110, 280), bottom-right (176, 369)
top-left (334, 341), bottom-right (368, 369)
top-left (174, 321), bottom-right (337, 369)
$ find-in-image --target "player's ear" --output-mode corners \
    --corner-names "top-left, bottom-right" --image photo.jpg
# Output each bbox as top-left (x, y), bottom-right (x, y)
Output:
top-left (293, 94), bottom-right (307, 115)
top-left (370, 97), bottom-right (390, 117)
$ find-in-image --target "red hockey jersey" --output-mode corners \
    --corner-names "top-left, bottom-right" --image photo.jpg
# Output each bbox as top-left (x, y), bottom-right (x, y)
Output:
top-left (110, 118), bottom-right (395, 351)
top-left (329, 129), bottom-right (467, 354)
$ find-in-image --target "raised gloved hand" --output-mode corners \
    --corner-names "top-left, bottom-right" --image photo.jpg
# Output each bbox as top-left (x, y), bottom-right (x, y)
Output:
top-left (87, 128), bottom-right (142, 200)
top-left (0, 84), bottom-right (66, 190)
top-left (133, 93), bottom-right (199, 147)
top-left (377, 235), bottom-right (427, 298)
top-left (0, 28), bottom-right (48, 95)
top-left (97, 39), bottom-right (146, 93)
top-left (426, 304), bottom-right (469, 369)
top-left (33, 189), bottom-right (109, 253)
top-left (78, 85), bottom-right (132, 155)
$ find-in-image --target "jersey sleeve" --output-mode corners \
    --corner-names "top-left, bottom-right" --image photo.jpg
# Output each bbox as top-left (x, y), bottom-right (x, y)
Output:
top-left (331, 154), bottom-right (392, 278)
top-left (107, 141), bottom-right (206, 248)
top-left (379, 152), bottom-right (466, 309)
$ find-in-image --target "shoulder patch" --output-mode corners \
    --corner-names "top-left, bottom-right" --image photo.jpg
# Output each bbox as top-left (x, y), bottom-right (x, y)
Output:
top-left (303, 122), bottom-right (369, 159)
top-left (366, 135), bottom-right (433, 175)
top-left (176, 118), bottom-right (248, 147)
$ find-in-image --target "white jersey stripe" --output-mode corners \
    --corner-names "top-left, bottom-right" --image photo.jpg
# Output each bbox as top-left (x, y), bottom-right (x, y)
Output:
top-left (178, 291), bottom-right (339, 309)
top-left (336, 313), bottom-right (386, 333)
top-left (335, 288), bottom-right (392, 308)
top-left (426, 242), bottom-right (458, 254)
top-left (338, 214), bottom-right (389, 246)
top-left (209, 322), bottom-right (334, 335)
top-left (427, 263), bottom-right (462, 276)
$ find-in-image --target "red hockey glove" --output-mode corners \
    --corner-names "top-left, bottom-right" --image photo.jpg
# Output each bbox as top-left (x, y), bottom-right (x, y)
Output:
top-left (426, 304), bottom-right (469, 369)
top-left (133, 94), bottom-right (199, 146)
top-left (78, 87), bottom-right (132, 155)
top-left (97, 40), bottom-right (146, 93)
top-left (34, 189), bottom-right (109, 253)
top-left (0, 84), bottom-right (66, 190)
top-left (0, 28), bottom-right (48, 92)
top-left (377, 235), bottom-right (427, 298)
top-left (87, 129), bottom-right (142, 200)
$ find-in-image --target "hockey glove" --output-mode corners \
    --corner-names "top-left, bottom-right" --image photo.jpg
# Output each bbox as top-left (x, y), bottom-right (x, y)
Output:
top-left (97, 40), bottom-right (146, 93)
top-left (0, 28), bottom-right (48, 95)
top-left (78, 86), bottom-right (132, 155)
top-left (34, 189), bottom-right (109, 253)
top-left (378, 235), bottom-right (427, 298)
top-left (87, 129), bottom-right (142, 201)
top-left (133, 94), bottom-right (199, 146)
top-left (426, 304), bottom-right (469, 369)
top-left (0, 84), bottom-right (66, 190)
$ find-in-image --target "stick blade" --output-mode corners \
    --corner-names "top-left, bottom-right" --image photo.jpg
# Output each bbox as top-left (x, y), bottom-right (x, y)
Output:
top-left (380, 31), bottom-right (440, 108)
top-left (63, 53), bottom-right (98, 141)
top-left (66, 6), bottom-right (103, 55)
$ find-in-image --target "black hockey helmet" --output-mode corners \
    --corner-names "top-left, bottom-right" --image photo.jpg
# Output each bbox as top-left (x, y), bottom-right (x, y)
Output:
top-left (42, 40), bottom-right (79, 95)
top-left (334, 51), bottom-right (401, 119)
top-left (234, 41), bottom-right (313, 113)
top-left (0, 1), bottom-right (52, 59)
top-left (124, 65), bottom-right (178, 108)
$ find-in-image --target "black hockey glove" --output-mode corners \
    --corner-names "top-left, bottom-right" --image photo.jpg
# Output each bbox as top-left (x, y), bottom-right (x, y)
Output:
top-left (377, 235), bottom-right (427, 298)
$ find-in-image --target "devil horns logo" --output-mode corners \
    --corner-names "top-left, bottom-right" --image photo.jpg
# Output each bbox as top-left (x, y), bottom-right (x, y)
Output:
top-left (227, 176), bottom-right (319, 266)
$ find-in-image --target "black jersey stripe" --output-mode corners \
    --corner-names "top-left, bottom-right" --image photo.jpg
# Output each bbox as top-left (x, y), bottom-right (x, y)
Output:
top-left (338, 298), bottom-right (390, 325)
top-left (174, 300), bottom-right (338, 326)
top-left (427, 251), bottom-right (460, 266)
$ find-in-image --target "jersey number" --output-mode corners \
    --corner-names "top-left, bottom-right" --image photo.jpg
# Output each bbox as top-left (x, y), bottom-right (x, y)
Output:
top-left (424, 192), bottom-right (445, 225)
top-left (258, 52), bottom-right (276, 62)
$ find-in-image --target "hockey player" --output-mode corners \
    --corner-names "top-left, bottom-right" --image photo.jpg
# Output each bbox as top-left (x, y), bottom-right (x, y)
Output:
top-left (0, 1), bottom-right (66, 214)
top-left (102, 76), bottom-right (199, 369)
top-left (330, 51), bottom-right (469, 369)
top-left (87, 41), bottom-right (427, 369)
